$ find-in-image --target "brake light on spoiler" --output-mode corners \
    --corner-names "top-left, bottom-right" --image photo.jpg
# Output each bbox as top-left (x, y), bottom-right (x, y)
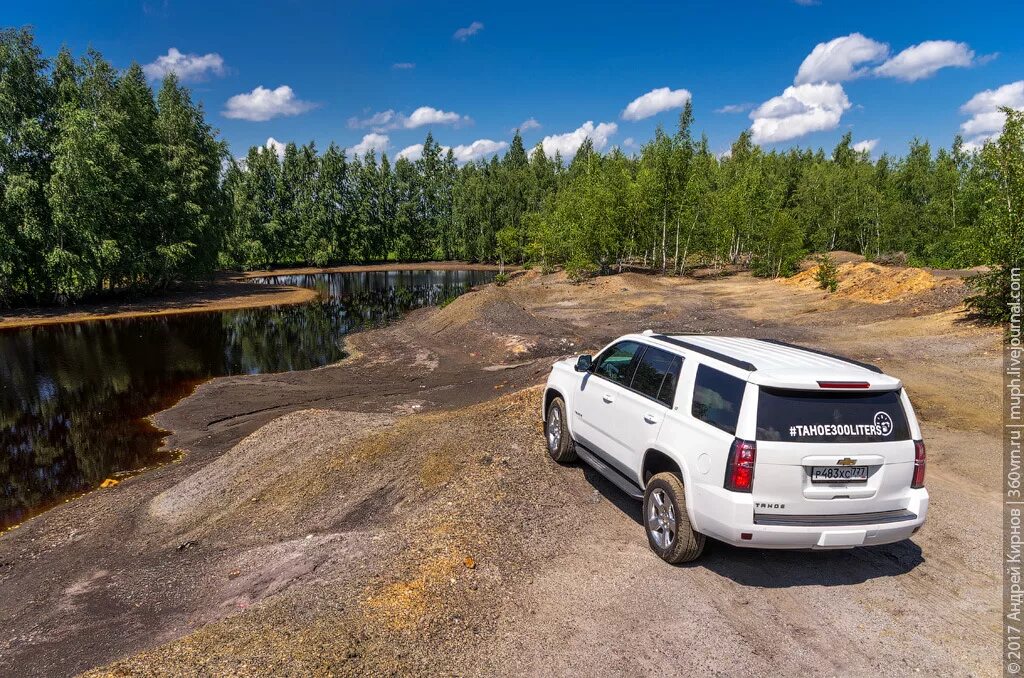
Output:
top-left (816, 381), bottom-right (871, 389)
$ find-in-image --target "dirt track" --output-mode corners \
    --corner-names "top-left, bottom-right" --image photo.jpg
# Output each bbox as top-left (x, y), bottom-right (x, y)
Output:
top-left (0, 266), bottom-right (1001, 676)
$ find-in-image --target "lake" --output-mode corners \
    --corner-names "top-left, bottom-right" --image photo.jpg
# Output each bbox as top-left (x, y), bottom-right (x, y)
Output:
top-left (0, 269), bottom-right (494, 530)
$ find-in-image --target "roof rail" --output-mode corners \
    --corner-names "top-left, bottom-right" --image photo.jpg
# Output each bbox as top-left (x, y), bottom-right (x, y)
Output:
top-left (759, 338), bottom-right (883, 374)
top-left (651, 334), bottom-right (757, 372)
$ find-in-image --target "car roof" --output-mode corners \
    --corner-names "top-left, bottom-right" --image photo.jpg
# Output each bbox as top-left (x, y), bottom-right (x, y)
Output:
top-left (640, 333), bottom-right (902, 391)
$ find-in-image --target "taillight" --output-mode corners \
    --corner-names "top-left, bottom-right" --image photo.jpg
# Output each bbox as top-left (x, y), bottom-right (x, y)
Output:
top-left (911, 440), bottom-right (926, 489)
top-left (725, 439), bottom-right (756, 492)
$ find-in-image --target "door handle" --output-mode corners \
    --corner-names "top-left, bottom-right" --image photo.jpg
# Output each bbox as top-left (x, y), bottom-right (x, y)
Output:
top-left (602, 394), bottom-right (614, 403)
top-left (643, 413), bottom-right (658, 424)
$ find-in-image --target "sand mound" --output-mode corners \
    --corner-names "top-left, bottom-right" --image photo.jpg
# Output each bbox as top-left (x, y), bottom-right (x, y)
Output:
top-left (150, 409), bottom-right (394, 529)
top-left (418, 285), bottom-right (568, 354)
top-left (785, 261), bottom-right (953, 303)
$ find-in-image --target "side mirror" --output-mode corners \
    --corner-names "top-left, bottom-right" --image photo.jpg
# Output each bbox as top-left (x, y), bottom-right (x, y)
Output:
top-left (574, 355), bottom-right (593, 373)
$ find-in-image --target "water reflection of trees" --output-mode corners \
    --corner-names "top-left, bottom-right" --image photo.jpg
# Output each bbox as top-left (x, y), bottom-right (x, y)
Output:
top-left (0, 269), bottom-right (493, 528)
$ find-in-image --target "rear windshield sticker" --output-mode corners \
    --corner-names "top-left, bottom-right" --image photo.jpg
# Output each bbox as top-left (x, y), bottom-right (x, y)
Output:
top-left (874, 411), bottom-right (894, 436)
top-left (788, 411), bottom-right (894, 439)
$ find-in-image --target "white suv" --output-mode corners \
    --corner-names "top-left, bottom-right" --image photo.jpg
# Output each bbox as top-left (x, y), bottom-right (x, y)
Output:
top-left (542, 332), bottom-right (928, 564)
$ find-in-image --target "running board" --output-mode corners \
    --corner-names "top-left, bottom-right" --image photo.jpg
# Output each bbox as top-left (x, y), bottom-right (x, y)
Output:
top-left (574, 444), bottom-right (644, 500)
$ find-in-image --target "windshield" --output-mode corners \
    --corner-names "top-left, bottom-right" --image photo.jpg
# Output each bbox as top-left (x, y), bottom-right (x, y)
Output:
top-left (756, 387), bottom-right (911, 443)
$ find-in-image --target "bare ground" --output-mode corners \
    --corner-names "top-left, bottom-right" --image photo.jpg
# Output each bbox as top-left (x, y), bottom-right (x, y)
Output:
top-left (0, 266), bottom-right (1001, 677)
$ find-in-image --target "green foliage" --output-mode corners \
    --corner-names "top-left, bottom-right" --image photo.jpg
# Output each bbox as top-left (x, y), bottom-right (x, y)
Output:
top-left (0, 27), bottom-right (1019, 315)
top-left (0, 30), bottom-right (225, 304)
top-left (493, 272), bottom-right (510, 287)
top-left (814, 254), bottom-right (840, 293)
top-left (564, 256), bottom-right (598, 283)
top-left (965, 109), bottom-right (1024, 323)
top-left (752, 212), bottom-right (804, 278)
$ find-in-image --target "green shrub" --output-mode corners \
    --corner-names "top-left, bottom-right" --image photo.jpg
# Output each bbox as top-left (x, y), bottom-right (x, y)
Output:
top-left (814, 254), bottom-right (840, 292)
top-left (493, 272), bottom-right (510, 287)
top-left (564, 257), bottom-right (598, 283)
top-left (966, 267), bottom-right (1016, 324)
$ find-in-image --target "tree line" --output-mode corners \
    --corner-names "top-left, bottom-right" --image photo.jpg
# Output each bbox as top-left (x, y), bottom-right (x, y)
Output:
top-left (1, 28), bottom-right (1019, 320)
top-left (0, 28), bottom-right (225, 306)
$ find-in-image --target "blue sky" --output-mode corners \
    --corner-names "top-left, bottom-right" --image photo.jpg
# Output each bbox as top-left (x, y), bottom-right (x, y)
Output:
top-left (8, 0), bottom-right (1024, 161)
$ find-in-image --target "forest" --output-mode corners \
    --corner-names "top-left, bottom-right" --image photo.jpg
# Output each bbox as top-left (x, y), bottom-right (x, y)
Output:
top-left (1, 28), bottom-right (1020, 319)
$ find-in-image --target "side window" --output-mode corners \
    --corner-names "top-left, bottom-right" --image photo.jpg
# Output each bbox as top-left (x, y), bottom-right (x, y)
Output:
top-left (593, 341), bottom-right (642, 387)
top-left (691, 364), bottom-right (746, 435)
top-left (657, 355), bottom-right (683, 406)
top-left (630, 347), bottom-right (683, 407)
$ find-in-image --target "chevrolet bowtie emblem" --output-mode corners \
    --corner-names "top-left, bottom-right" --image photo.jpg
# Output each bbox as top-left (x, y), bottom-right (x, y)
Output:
top-left (837, 458), bottom-right (857, 466)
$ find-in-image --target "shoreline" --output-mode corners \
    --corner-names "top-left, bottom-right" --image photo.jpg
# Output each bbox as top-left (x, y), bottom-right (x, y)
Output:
top-left (239, 261), bottom-right (507, 278)
top-left (0, 281), bottom-right (318, 331)
top-left (0, 262), bottom-right (506, 331)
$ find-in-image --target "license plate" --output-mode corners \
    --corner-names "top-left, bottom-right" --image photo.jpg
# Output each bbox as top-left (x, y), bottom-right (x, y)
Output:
top-left (811, 466), bottom-right (868, 482)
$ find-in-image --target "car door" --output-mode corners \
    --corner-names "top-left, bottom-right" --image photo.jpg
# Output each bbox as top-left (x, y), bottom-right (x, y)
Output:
top-left (609, 347), bottom-right (683, 477)
top-left (573, 340), bottom-right (643, 470)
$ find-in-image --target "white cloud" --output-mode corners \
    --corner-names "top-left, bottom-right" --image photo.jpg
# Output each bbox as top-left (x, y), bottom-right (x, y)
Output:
top-left (392, 62), bottom-right (415, 70)
top-left (621, 87), bottom-right (692, 121)
top-left (541, 121), bottom-right (618, 157)
top-left (874, 40), bottom-right (975, 82)
top-left (397, 143), bottom-right (423, 161)
top-left (265, 137), bottom-right (287, 159)
top-left (223, 85), bottom-right (316, 121)
top-left (143, 47), bottom-right (225, 82)
top-left (453, 21), bottom-right (484, 41)
top-left (852, 138), bottom-right (879, 154)
top-left (405, 106), bottom-right (465, 128)
top-left (795, 33), bottom-right (889, 85)
top-left (621, 137), bottom-right (641, 153)
top-left (749, 82), bottom-right (851, 144)
top-left (959, 80), bottom-right (1024, 149)
top-left (449, 139), bottom-right (508, 163)
top-left (397, 139), bottom-right (506, 164)
top-left (349, 133), bottom-right (389, 156)
top-left (348, 110), bottom-right (396, 129)
top-left (517, 117), bottom-right (541, 131)
top-left (347, 106), bottom-right (468, 131)
top-left (715, 103), bottom-right (754, 114)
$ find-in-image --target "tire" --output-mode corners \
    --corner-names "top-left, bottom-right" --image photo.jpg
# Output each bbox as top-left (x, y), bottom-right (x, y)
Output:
top-left (643, 472), bottom-right (705, 564)
top-left (545, 396), bottom-right (577, 463)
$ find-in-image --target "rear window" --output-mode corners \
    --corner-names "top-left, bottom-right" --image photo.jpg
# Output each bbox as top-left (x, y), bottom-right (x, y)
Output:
top-left (757, 388), bottom-right (910, 443)
top-left (692, 364), bottom-right (746, 435)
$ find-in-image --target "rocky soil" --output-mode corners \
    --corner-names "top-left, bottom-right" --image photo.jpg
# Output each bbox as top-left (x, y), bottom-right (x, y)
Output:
top-left (0, 264), bottom-right (1002, 677)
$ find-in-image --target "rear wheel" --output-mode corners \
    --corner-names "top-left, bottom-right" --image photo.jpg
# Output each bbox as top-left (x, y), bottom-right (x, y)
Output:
top-left (545, 396), bottom-right (576, 463)
top-left (644, 472), bottom-right (705, 564)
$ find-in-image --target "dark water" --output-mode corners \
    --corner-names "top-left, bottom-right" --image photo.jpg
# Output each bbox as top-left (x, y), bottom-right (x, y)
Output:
top-left (0, 269), bottom-right (493, 530)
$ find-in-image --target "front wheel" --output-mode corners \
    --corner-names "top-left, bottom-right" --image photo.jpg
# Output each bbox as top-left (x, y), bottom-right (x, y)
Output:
top-left (644, 472), bottom-right (705, 564)
top-left (545, 396), bottom-right (577, 463)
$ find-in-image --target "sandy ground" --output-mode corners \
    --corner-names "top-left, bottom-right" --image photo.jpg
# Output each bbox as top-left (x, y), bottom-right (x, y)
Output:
top-left (0, 264), bottom-right (1001, 677)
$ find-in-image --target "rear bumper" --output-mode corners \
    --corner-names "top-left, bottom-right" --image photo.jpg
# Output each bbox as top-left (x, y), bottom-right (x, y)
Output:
top-left (691, 486), bottom-right (928, 550)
